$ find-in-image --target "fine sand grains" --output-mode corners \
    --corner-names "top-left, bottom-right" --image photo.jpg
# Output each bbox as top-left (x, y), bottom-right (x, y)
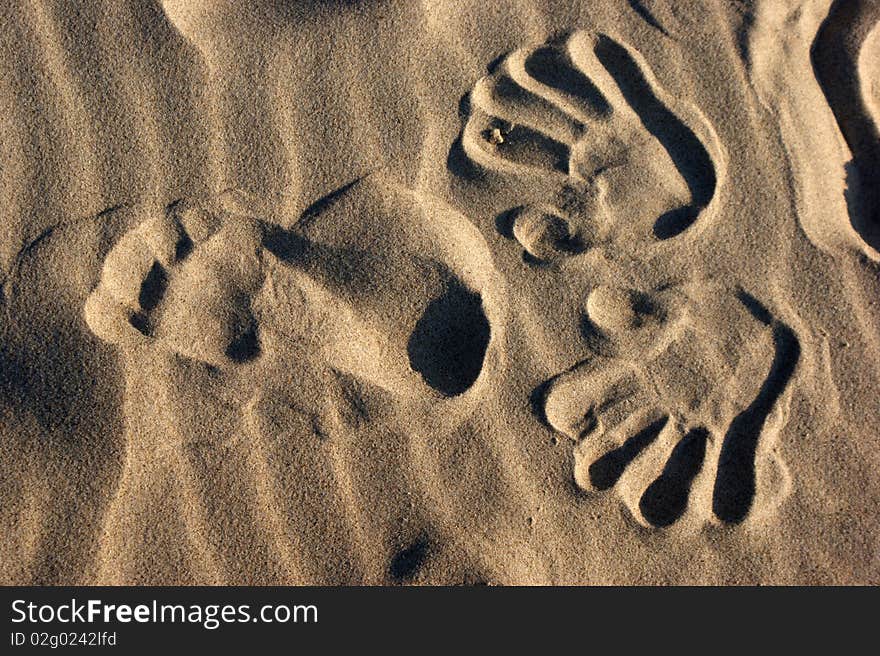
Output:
top-left (1, 0), bottom-right (879, 584)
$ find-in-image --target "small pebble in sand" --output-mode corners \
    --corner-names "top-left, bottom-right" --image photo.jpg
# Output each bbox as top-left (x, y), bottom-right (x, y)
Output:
top-left (487, 127), bottom-right (505, 145)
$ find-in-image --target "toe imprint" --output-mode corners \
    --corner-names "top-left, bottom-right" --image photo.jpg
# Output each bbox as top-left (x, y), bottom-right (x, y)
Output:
top-left (84, 197), bottom-right (267, 368)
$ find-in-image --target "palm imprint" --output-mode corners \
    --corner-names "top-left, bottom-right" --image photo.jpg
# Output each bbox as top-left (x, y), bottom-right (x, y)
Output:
top-left (458, 30), bottom-right (720, 264)
top-left (540, 284), bottom-right (799, 527)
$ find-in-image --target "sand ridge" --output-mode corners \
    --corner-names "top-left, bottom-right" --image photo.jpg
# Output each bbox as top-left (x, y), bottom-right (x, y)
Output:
top-left (1, 0), bottom-right (879, 584)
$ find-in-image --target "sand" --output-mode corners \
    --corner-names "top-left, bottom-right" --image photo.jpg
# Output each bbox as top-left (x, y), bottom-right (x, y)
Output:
top-left (0, 0), bottom-right (878, 585)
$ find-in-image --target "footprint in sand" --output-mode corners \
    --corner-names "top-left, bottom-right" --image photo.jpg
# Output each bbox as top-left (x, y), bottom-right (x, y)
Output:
top-left (456, 30), bottom-right (721, 262)
top-left (539, 282), bottom-right (799, 528)
top-left (83, 173), bottom-right (506, 583)
top-left (85, 175), bottom-right (502, 409)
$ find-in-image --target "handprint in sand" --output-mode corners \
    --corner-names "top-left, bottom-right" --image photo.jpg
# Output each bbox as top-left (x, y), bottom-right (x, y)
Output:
top-left (84, 174), bottom-right (507, 583)
top-left (539, 283), bottom-right (799, 528)
top-left (456, 30), bottom-right (721, 263)
top-left (454, 31), bottom-right (799, 527)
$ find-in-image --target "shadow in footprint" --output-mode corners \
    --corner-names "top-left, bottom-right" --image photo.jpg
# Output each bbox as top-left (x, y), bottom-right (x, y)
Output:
top-left (138, 262), bottom-right (168, 313)
top-left (639, 427), bottom-right (708, 527)
top-left (593, 35), bottom-right (716, 239)
top-left (712, 293), bottom-right (800, 523)
top-left (407, 279), bottom-right (491, 397)
top-left (589, 417), bottom-right (668, 490)
top-left (130, 263), bottom-right (168, 338)
top-left (653, 206), bottom-right (701, 241)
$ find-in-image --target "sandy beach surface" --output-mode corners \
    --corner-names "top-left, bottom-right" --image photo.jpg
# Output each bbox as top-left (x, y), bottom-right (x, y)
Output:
top-left (1, 0), bottom-right (879, 585)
